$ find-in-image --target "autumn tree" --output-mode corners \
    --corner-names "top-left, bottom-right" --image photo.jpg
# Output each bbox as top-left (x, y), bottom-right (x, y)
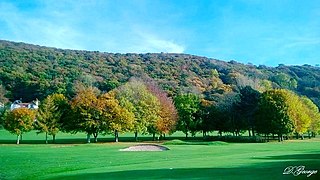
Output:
top-left (116, 78), bottom-right (161, 141)
top-left (300, 96), bottom-right (320, 138)
top-left (174, 93), bottom-right (200, 138)
top-left (36, 94), bottom-right (68, 144)
top-left (146, 80), bottom-right (178, 140)
top-left (70, 87), bottom-right (105, 143)
top-left (99, 91), bottom-right (135, 142)
top-left (3, 108), bottom-right (36, 144)
top-left (281, 90), bottom-right (311, 139)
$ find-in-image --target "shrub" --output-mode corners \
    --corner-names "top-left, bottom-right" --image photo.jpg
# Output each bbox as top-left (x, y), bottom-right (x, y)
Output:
top-left (163, 139), bottom-right (228, 145)
top-left (204, 135), bottom-right (266, 143)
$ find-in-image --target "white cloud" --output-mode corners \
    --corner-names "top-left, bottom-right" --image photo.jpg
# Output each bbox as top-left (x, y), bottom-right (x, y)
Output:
top-left (0, 1), bottom-right (84, 50)
top-left (0, 1), bottom-right (185, 54)
top-left (135, 35), bottom-right (185, 53)
top-left (126, 30), bottom-right (185, 53)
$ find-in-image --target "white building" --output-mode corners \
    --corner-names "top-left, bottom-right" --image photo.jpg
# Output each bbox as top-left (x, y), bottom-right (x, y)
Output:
top-left (10, 99), bottom-right (39, 111)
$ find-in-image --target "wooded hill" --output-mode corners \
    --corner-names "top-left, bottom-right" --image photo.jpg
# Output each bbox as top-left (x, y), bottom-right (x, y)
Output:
top-left (0, 40), bottom-right (319, 108)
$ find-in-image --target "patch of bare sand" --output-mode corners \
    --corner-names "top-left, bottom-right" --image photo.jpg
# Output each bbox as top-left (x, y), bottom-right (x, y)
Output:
top-left (120, 144), bottom-right (169, 151)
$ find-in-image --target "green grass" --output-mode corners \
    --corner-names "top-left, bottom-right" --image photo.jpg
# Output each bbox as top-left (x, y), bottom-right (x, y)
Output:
top-left (0, 130), bottom-right (319, 179)
top-left (0, 130), bottom-right (205, 144)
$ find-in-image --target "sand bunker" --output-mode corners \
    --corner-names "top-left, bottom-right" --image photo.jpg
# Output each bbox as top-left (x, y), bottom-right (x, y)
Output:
top-left (120, 144), bottom-right (169, 151)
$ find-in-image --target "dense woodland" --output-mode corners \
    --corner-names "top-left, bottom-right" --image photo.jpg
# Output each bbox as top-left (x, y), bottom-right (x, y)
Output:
top-left (0, 40), bottom-right (320, 143)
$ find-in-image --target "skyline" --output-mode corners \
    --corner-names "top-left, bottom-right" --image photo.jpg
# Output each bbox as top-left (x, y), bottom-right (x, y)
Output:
top-left (0, 0), bottom-right (320, 66)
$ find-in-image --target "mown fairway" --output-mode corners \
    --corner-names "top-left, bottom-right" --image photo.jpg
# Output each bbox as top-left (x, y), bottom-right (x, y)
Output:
top-left (0, 130), bottom-right (319, 180)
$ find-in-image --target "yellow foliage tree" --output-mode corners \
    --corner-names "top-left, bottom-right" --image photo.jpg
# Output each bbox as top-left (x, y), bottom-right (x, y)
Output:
top-left (99, 91), bottom-right (135, 142)
top-left (280, 89), bottom-right (311, 138)
top-left (4, 108), bottom-right (36, 144)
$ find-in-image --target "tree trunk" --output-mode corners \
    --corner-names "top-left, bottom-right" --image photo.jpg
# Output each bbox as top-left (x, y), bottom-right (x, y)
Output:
top-left (248, 129), bottom-right (251, 137)
top-left (295, 133), bottom-right (299, 139)
top-left (163, 134), bottom-right (166, 140)
top-left (93, 133), bottom-right (98, 143)
top-left (219, 131), bottom-right (222, 136)
top-left (300, 134), bottom-right (304, 140)
top-left (45, 132), bottom-right (48, 144)
top-left (17, 134), bottom-right (20, 144)
top-left (308, 131), bottom-right (311, 139)
top-left (252, 129), bottom-right (255, 136)
top-left (115, 130), bottom-right (119, 142)
top-left (152, 133), bottom-right (155, 141)
top-left (134, 132), bottom-right (138, 141)
top-left (185, 132), bottom-right (188, 139)
top-left (53, 134), bottom-right (56, 144)
top-left (87, 133), bottom-right (91, 143)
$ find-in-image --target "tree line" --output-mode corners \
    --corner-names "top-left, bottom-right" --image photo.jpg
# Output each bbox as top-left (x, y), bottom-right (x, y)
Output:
top-left (175, 87), bottom-right (320, 142)
top-left (0, 78), bottom-right (177, 144)
top-left (0, 78), bottom-right (319, 144)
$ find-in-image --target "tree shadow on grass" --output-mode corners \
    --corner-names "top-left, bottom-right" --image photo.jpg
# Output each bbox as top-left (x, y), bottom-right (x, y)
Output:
top-left (47, 165), bottom-right (319, 180)
top-left (254, 153), bottom-right (320, 160)
top-left (0, 139), bottom-right (87, 144)
top-left (48, 153), bottom-right (320, 180)
top-left (0, 136), bottom-right (205, 144)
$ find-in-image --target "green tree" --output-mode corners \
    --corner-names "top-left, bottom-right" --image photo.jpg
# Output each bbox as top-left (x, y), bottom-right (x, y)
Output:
top-left (174, 93), bottom-right (200, 138)
top-left (3, 108), bottom-right (36, 144)
top-left (195, 99), bottom-right (215, 137)
top-left (0, 85), bottom-right (7, 128)
top-left (0, 105), bottom-right (6, 129)
top-left (256, 90), bottom-right (294, 141)
top-left (36, 94), bottom-right (67, 144)
top-left (98, 80), bottom-right (120, 92)
top-left (0, 84), bottom-right (9, 105)
top-left (272, 73), bottom-right (297, 90)
top-left (116, 78), bottom-right (161, 141)
top-left (235, 86), bottom-right (260, 136)
top-left (211, 92), bottom-right (240, 136)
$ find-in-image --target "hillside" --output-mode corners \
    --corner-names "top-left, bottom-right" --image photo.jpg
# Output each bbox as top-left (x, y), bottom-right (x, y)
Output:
top-left (0, 40), bottom-right (319, 107)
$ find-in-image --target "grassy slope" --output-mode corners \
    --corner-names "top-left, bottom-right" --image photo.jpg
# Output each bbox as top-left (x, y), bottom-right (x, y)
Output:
top-left (0, 130), bottom-right (319, 180)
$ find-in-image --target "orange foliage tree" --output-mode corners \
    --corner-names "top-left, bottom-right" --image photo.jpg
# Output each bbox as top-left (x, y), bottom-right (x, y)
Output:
top-left (146, 80), bottom-right (178, 140)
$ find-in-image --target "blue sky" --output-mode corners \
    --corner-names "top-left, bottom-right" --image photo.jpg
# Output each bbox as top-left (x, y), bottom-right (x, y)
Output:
top-left (0, 0), bottom-right (319, 66)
